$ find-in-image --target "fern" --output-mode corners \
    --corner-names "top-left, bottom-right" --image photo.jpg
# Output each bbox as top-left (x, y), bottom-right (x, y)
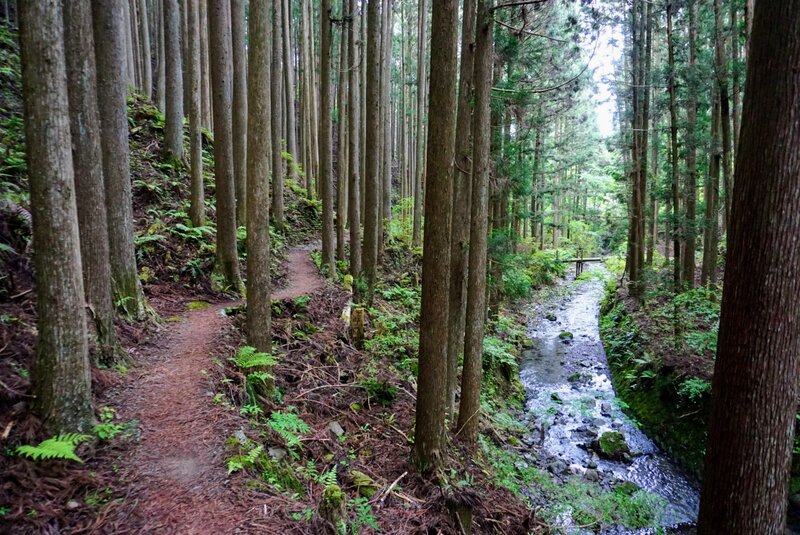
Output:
top-left (268, 410), bottom-right (310, 449)
top-left (16, 433), bottom-right (91, 463)
top-left (318, 467), bottom-right (337, 487)
top-left (233, 346), bottom-right (278, 369)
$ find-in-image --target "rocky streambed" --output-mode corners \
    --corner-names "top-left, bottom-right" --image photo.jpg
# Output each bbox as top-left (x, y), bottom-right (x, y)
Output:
top-left (518, 268), bottom-right (699, 533)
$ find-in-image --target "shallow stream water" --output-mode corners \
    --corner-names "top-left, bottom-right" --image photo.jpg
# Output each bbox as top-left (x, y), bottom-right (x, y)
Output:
top-left (519, 267), bottom-right (699, 533)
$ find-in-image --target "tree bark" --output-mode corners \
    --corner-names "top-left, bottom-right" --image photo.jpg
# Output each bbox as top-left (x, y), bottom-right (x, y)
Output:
top-left (411, 0), bottom-right (428, 248)
top-left (64, 0), bottom-right (122, 366)
top-left (336, 8), bottom-right (349, 264)
top-left (138, 0), bottom-right (151, 99)
top-left (21, 0), bottom-right (93, 433)
top-left (246, 0), bottom-right (272, 354)
top-left (94, 0), bottom-right (149, 319)
top-left (702, 91), bottom-right (721, 287)
top-left (362, 0), bottom-right (382, 302)
top-left (456, 0), bottom-right (491, 445)
top-left (348, 0), bottom-right (362, 282)
top-left (209, 0), bottom-right (242, 290)
top-left (187, 0), bottom-right (204, 227)
top-left (155, 0), bottom-right (166, 110)
top-left (380, 0), bottom-right (393, 249)
top-left (412, 0), bottom-right (458, 471)
top-left (714, 0), bottom-right (733, 234)
top-left (446, 0), bottom-right (476, 419)
top-left (667, 1), bottom-right (681, 289)
top-left (231, 0), bottom-right (247, 225)
top-left (697, 3), bottom-right (800, 532)
top-left (319, 0), bottom-right (336, 274)
top-left (282, 0), bottom-right (299, 185)
top-left (272, 0), bottom-right (285, 230)
top-left (163, 0), bottom-right (184, 160)
top-left (682, 2), bottom-right (698, 289)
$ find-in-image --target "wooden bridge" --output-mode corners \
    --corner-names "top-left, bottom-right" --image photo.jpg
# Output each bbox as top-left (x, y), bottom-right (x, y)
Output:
top-left (559, 256), bottom-right (605, 277)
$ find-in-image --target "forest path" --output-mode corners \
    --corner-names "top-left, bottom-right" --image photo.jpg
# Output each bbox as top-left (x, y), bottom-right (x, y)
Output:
top-left (111, 245), bottom-right (324, 533)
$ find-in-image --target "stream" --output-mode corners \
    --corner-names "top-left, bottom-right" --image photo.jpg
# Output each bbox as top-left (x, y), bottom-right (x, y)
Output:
top-left (518, 266), bottom-right (699, 533)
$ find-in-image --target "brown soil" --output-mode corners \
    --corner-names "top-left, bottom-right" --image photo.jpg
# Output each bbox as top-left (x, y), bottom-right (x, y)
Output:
top-left (273, 244), bottom-right (326, 301)
top-left (106, 246), bottom-right (325, 533)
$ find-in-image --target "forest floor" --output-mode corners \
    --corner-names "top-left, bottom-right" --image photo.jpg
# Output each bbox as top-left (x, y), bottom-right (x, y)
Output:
top-left (99, 245), bottom-right (326, 533)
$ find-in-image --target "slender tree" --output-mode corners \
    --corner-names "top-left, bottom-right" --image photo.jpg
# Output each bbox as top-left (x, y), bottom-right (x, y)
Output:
top-left (246, 0), bottom-right (272, 354)
top-left (682, 2), bottom-right (698, 289)
top-left (456, 0), bottom-right (492, 445)
top-left (21, 0), bottom-right (93, 432)
top-left (446, 0), bottom-right (476, 418)
top-left (138, 0), bottom-right (151, 99)
top-left (412, 0), bottom-right (458, 471)
top-left (94, 0), bottom-right (149, 319)
top-left (282, 0), bottom-right (299, 185)
top-left (64, 0), bottom-right (122, 365)
top-left (362, 0), bottom-right (381, 300)
top-left (348, 0), bottom-right (362, 281)
top-left (209, 0), bottom-right (243, 290)
top-left (187, 0), bottom-right (204, 227)
top-left (155, 0), bottom-right (166, 109)
top-left (336, 11), bottom-right (349, 263)
top-left (271, 0), bottom-right (285, 230)
top-left (231, 0), bottom-right (247, 225)
top-left (698, 2), bottom-right (800, 531)
top-left (163, 0), bottom-right (184, 160)
top-left (319, 0), bottom-right (336, 274)
top-left (411, 0), bottom-right (428, 248)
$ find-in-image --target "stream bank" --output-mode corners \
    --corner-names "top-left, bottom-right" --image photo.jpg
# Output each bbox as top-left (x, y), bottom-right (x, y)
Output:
top-left (516, 266), bottom-right (699, 533)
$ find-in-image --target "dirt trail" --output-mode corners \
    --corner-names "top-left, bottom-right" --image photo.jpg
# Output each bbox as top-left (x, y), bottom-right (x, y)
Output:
top-left (273, 243), bottom-right (325, 301)
top-left (111, 246), bottom-right (324, 533)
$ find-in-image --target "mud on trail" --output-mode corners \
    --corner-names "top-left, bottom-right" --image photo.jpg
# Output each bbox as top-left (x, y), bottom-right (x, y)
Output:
top-left (103, 246), bottom-right (326, 533)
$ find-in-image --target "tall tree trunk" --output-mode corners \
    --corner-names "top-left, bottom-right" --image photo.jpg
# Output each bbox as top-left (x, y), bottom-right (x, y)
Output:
top-left (380, 0), bottom-right (393, 249)
top-left (155, 0), bottom-right (166, 109)
top-left (714, 0), bottom-right (733, 234)
top-left (701, 92), bottom-right (721, 287)
top-left (412, 0), bottom-right (458, 472)
top-left (667, 2), bottom-right (681, 289)
top-left (64, 0), bottom-right (122, 365)
top-left (163, 0), bottom-right (184, 160)
top-left (94, 0), bottom-right (149, 319)
top-left (187, 0), bottom-right (204, 227)
top-left (21, 0), bottom-right (93, 433)
top-left (246, 0), bottom-right (272, 354)
top-left (272, 0), bottom-right (286, 230)
top-left (318, 0), bottom-right (336, 274)
top-left (682, 2), bottom-right (698, 289)
top-left (411, 0), bottom-right (428, 248)
top-left (362, 0), bottom-right (381, 302)
top-left (698, 3), bottom-right (800, 532)
top-left (209, 0), bottom-right (242, 290)
top-left (200, 0), bottom-right (211, 128)
top-left (456, 0), bottom-right (491, 446)
top-left (446, 0), bottom-right (476, 419)
top-left (138, 0), bottom-right (152, 99)
top-left (282, 0), bottom-right (299, 185)
top-left (348, 0), bottom-right (362, 281)
top-left (231, 0), bottom-right (247, 225)
top-left (336, 9), bottom-right (349, 263)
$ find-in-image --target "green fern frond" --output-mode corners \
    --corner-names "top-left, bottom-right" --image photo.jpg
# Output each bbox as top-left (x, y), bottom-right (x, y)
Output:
top-left (246, 444), bottom-right (264, 465)
top-left (234, 346), bottom-right (278, 369)
top-left (227, 455), bottom-right (246, 474)
top-left (268, 410), bottom-right (310, 449)
top-left (16, 433), bottom-right (91, 463)
top-left (319, 468), bottom-right (338, 487)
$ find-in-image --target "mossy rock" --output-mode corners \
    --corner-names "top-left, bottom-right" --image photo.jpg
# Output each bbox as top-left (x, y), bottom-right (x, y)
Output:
top-left (186, 301), bottom-right (211, 310)
top-left (559, 331), bottom-right (574, 342)
top-left (349, 469), bottom-right (378, 499)
top-left (595, 431), bottom-right (630, 460)
top-left (546, 313), bottom-right (558, 321)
